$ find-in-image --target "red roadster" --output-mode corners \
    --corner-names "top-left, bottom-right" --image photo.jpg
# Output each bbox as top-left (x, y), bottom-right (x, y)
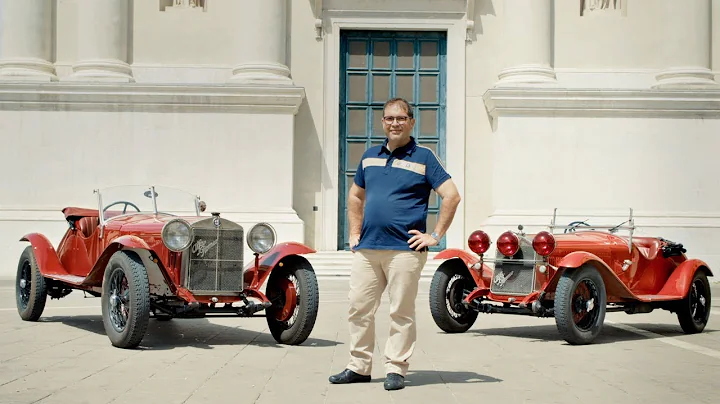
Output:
top-left (16, 185), bottom-right (319, 349)
top-left (429, 209), bottom-right (712, 345)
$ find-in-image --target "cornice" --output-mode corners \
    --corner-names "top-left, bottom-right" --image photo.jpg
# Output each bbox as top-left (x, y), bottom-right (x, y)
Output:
top-left (483, 87), bottom-right (720, 121)
top-left (0, 82), bottom-right (305, 114)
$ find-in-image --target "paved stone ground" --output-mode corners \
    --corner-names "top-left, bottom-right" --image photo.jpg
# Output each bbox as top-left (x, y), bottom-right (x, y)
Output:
top-left (0, 278), bottom-right (718, 404)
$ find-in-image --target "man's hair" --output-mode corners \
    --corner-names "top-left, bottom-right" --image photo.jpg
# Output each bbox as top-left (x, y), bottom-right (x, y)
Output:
top-left (383, 97), bottom-right (414, 119)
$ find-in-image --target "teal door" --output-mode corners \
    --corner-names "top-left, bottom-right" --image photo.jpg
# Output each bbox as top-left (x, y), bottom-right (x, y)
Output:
top-left (338, 30), bottom-right (447, 251)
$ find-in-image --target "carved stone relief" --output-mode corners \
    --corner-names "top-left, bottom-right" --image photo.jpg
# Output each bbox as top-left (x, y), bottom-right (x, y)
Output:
top-left (161, 0), bottom-right (206, 11)
top-left (581, 0), bottom-right (624, 16)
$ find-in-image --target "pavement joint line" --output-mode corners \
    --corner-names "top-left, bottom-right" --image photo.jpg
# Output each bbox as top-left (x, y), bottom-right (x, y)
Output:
top-left (605, 320), bottom-right (720, 359)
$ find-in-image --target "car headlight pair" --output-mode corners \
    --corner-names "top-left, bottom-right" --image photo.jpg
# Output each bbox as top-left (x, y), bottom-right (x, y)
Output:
top-left (161, 219), bottom-right (276, 254)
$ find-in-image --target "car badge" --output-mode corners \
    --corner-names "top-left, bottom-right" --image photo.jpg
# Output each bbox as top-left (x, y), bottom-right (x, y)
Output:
top-left (213, 216), bottom-right (221, 227)
top-left (493, 270), bottom-right (514, 287)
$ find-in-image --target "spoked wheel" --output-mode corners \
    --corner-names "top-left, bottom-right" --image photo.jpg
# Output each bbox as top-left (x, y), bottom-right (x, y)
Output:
top-left (16, 246), bottom-right (47, 321)
top-left (555, 265), bottom-right (607, 345)
top-left (429, 262), bottom-right (479, 333)
top-left (265, 259), bottom-right (319, 345)
top-left (677, 270), bottom-right (711, 334)
top-left (101, 251), bottom-right (150, 349)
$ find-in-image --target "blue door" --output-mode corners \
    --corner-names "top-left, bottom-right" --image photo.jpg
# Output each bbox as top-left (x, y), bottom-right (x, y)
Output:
top-left (338, 30), bottom-right (447, 251)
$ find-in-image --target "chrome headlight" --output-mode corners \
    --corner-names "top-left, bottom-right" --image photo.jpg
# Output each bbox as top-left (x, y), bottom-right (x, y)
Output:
top-left (161, 219), bottom-right (192, 252)
top-left (248, 222), bottom-right (276, 254)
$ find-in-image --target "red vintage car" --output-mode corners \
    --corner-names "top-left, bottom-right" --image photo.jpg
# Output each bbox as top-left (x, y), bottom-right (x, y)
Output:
top-left (15, 185), bottom-right (319, 349)
top-left (429, 209), bottom-right (713, 345)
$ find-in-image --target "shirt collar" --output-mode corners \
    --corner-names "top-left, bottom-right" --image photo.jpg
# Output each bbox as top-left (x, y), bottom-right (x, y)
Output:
top-left (379, 136), bottom-right (417, 156)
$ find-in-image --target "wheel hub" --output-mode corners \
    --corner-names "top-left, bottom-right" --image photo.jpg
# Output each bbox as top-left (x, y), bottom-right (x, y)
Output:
top-left (19, 279), bottom-right (27, 289)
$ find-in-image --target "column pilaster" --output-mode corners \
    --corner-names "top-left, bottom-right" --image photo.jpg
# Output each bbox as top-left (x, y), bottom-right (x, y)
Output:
top-left (653, 0), bottom-right (718, 89)
top-left (494, 0), bottom-right (557, 87)
top-left (0, 0), bottom-right (57, 82)
top-left (227, 0), bottom-right (292, 85)
top-left (65, 0), bottom-right (133, 82)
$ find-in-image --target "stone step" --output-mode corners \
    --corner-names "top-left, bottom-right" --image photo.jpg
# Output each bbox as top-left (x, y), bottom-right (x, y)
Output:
top-left (305, 250), bottom-right (444, 279)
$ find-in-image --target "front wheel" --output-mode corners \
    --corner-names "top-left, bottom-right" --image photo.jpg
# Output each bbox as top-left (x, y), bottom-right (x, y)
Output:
top-left (16, 246), bottom-right (47, 321)
top-left (429, 262), bottom-right (479, 333)
top-left (676, 270), bottom-right (711, 334)
top-left (265, 259), bottom-right (319, 345)
top-left (554, 265), bottom-right (607, 345)
top-left (101, 251), bottom-right (150, 349)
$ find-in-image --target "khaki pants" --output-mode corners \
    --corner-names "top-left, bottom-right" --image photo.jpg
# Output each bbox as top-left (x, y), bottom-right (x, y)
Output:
top-left (346, 249), bottom-right (427, 377)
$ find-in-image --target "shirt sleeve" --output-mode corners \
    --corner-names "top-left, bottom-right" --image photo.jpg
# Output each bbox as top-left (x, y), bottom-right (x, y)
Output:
top-left (425, 150), bottom-right (451, 190)
top-left (354, 155), bottom-right (366, 189)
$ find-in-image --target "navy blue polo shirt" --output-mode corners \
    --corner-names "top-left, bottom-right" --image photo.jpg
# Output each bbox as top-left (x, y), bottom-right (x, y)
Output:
top-left (353, 137), bottom-right (451, 251)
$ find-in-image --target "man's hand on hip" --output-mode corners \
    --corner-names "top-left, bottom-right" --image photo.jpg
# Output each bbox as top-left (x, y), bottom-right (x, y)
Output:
top-left (407, 230), bottom-right (438, 251)
top-left (349, 234), bottom-right (360, 252)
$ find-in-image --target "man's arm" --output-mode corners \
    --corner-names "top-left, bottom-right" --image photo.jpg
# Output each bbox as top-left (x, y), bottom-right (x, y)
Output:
top-left (347, 183), bottom-right (366, 251)
top-left (408, 178), bottom-right (461, 251)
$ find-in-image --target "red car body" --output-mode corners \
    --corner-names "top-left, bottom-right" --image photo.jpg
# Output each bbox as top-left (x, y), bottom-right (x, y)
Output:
top-left (15, 185), bottom-right (319, 349)
top-left (429, 210), bottom-right (713, 345)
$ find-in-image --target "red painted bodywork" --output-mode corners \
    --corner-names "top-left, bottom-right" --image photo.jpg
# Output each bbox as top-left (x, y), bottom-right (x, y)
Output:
top-left (436, 230), bottom-right (713, 306)
top-left (21, 207), bottom-right (315, 304)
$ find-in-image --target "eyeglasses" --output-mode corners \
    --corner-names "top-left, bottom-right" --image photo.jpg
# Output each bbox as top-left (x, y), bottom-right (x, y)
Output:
top-left (382, 116), bottom-right (411, 124)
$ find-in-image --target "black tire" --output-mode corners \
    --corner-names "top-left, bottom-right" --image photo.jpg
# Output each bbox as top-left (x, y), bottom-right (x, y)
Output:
top-left (429, 262), bottom-right (479, 333)
top-left (265, 259), bottom-right (319, 345)
top-left (16, 246), bottom-right (48, 321)
top-left (101, 251), bottom-right (150, 349)
top-left (554, 265), bottom-right (607, 345)
top-left (677, 270), bottom-right (711, 334)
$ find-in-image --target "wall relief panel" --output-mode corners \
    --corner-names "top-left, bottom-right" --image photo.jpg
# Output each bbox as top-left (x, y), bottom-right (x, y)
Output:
top-left (160, 0), bottom-right (206, 12)
top-left (581, 0), bottom-right (625, 16)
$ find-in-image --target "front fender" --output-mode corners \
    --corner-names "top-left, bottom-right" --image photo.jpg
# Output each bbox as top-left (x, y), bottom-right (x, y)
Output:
top-left (555, 252), bottom-right (636, 299)
top-left (435, 248), bottom-right (480, 267)
top-left (243, 242), bottom-right (316, 289)
top-left (82, 235), bottom-right (152, 286)
top-left (556, 251), bottom-right (607, 269)
top-left (657, 259), bottom-right (713, 298)
top-left (20, 233), bottom-right (68, 276)
top-left (434, 248), bottom-right (491, 288)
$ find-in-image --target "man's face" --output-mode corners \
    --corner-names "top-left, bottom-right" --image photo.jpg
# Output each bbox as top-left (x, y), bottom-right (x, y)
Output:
top-left (382, 104), bottom-right (414, 144)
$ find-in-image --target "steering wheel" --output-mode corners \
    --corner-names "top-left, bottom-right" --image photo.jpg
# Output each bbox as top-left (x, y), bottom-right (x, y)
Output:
top-left (103, 201), bottom-right (141, 214)
top-left (564, 220), bottom-right (590, 233)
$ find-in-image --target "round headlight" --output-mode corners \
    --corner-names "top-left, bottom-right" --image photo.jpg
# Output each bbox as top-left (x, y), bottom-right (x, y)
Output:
top-left (162, 219), bottom-right (192, 252)
top-left (248, 222), bottom-right (276, 254)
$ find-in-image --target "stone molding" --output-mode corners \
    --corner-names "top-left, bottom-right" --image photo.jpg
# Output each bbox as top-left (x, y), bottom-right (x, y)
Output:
top-left (483, 87), bottom-right (720, 122)
top-left (0, 82), bottom-right (305, 114)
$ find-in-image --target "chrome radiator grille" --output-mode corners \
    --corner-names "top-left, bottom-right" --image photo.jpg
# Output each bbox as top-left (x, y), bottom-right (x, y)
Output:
top-left (183, 217), bottom-right (244, 293)
top-left (490, 238), bottom-right (537, 295)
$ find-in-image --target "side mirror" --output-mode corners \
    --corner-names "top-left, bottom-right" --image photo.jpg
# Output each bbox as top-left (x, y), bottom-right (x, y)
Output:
top-left (199, 201), bottom-right (207, 212)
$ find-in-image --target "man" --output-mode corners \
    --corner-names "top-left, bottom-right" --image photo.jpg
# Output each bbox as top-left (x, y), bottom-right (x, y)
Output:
top-left (329, 98), bottom-right (461, 390)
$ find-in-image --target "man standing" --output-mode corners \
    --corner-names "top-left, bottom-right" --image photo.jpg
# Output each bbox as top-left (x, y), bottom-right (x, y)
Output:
top-left (329, 98), bottom-right (461, 390)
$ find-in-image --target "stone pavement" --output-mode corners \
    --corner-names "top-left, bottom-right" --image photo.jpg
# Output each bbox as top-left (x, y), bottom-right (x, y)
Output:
top-left (0, 279), bottom-right (718, 404)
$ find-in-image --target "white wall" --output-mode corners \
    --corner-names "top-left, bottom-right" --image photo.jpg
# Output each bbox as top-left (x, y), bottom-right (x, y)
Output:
top-left (478, 114), bottom-right (720, 271)
top-left (0, 99), bottom-right (304, 278)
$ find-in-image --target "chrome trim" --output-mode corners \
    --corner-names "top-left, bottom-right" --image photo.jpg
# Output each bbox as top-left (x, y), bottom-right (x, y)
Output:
top-left (150, 185), bottom-right (158, 214)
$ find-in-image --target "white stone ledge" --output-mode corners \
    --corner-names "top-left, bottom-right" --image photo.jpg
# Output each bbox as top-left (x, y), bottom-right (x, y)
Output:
top-left (483, 88), bottom-right (720, 120)
top-left (0, 208), bottom-right (304, 224)
top-left (0, 82), bottom-right (305, 114)
top-left (480, 209), bottom-right (720, 230)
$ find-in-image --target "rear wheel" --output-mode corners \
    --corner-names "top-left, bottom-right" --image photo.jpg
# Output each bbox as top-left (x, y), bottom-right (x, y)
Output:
top-left (677, 270), bottom-right (711, 334)
top-left (16, 246), bottom-right (47, 321)
top-left (555, 265), bottom-right (607, 345)
top-left (101, 251), bottom-right (150, 349)
top-left (265, 259), bottom-right (319, 345)
top-left (429, 262), bottom-right (478, 333)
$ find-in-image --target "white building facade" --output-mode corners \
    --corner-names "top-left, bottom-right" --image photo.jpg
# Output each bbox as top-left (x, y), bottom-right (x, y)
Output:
top-left (1, 0), bottom-right (719, 278)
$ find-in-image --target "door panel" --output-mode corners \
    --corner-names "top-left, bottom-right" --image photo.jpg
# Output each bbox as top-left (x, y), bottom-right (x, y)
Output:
top-left (339, 30), bottom-right (447, 251)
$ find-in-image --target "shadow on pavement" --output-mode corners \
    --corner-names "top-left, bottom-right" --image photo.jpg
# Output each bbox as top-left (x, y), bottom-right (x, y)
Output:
top-left (465, 322), bottom-right (718, 345)
top-left (405, 370), bottom-right (502, 386)
top-left (38, 314), bottom-right (340, 350)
